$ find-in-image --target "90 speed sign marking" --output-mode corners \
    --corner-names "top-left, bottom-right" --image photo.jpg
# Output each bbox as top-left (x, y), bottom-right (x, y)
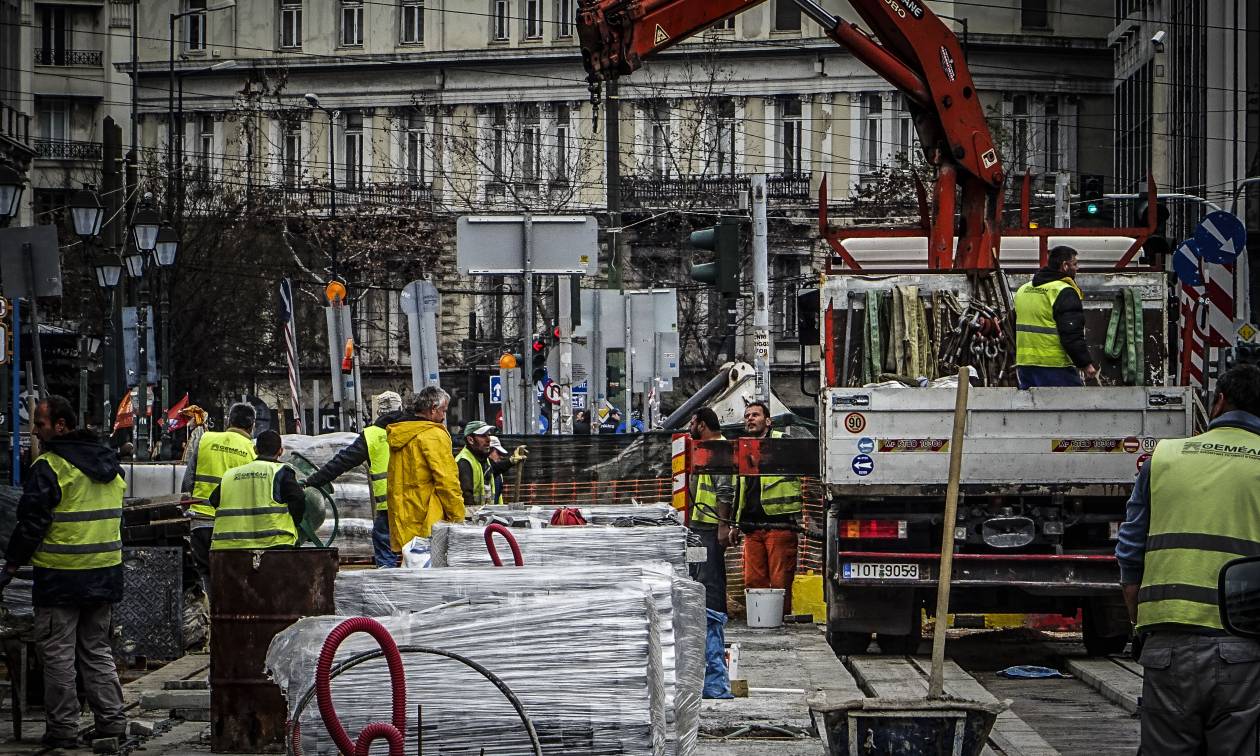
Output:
top-left (843, 412), bottom-right (866, 434)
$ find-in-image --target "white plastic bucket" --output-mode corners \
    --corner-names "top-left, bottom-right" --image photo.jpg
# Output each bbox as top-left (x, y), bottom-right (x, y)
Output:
top-left (745, 588), bottom-right (785, 628)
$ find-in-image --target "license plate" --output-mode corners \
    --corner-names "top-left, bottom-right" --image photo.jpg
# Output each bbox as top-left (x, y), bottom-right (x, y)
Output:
top-left (842, 562), bottom-right (919, 580)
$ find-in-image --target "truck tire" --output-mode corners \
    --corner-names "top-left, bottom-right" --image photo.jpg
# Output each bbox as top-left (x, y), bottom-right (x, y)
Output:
top-left (827, 631), bottom-right (872, 656)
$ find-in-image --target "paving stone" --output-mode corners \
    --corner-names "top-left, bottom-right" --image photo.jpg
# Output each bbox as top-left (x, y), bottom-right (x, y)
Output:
top-left (139, 690), bottom-right (211, 711)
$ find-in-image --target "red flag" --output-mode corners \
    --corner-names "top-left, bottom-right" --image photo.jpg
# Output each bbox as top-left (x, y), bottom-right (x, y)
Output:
top-left (165, 393), bottom-right (191, 431)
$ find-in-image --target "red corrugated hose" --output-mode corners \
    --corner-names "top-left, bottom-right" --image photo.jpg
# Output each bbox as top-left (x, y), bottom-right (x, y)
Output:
top-left (315, 617), bottom-right (408, 756)
top-left (484, 522), bottom-right (524, 566)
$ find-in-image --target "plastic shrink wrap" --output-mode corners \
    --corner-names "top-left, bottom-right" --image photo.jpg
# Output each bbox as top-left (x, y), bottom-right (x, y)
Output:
top-left (266, 588), bottom-right (666, 755)
top-left (468, 503), bottom-right (681, 527)
top-left (334, 563), bottom-right (703, 755)
top-left (430, 523), bottom-right (689, 574)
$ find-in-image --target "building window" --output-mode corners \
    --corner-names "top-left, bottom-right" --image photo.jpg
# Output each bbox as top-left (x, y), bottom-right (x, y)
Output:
top-left (38, 6), bottom-right (69, 65)
top-left (1021, 0), bottom-right (1050, 29)
top-left (525, 0), bottom-right (542, 39)
top-left (405, 111), bottom-right (427, 184)
top-left (861, 93), bottom-right (883, 173)
top-left (401, 0), bottom-right (424, 44)
top-left (520, 104), bottom-right (541, 181)
top-left (774, 256), bottom-right (802, 339)
top-left (781, 98), bottom-right (803, 175)
top-left (340, 1), bottom-right (364, 46)
top-left (555, 0), bottom-right (572, 37)
top-left (714, 15), bottom-right (735, 31)
top-left (894, 94), bottom-right (914, 159)
top-left (186, 0), bottom-right (208, 51)
top-left (197, 114), bottom-right (214, 177)
top-left (283, 123), bottom-right (302, 186)
top-left (649, 102), bottom-right (670, 178)
top-left (1011, 94), bottom-right (1029, 170)
top-left (491, 105), bottom-right (507, 180)
top-left (554, 103), bottom-right (571, 181)
top-left (279, 0), bottom-right (302, 48)
top-left (714, 99), bottom-right (736, 176)
top-left (774, 0), bottom-right (801, 31)
top-left (491, 0), bottom-right (509, 40)
top-left (344, 112), bottom-right (364, 187)
top-left (1044, 96), bottom-right (1060, 173)
top-left (37, 98), bottom-right (68, 141)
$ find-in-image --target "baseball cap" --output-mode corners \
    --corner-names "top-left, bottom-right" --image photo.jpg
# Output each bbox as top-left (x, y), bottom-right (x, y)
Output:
top-left (375, 391), bottom-right (403, 415)
top-left (463, 420), bottom-right (495, 436)
top-left (489, 437), bottom-right (508, 454)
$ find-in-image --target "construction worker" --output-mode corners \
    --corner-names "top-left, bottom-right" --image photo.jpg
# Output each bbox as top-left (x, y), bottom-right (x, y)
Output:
top-left (304, 391), bottom-right (406, 567)
top-left (181, 402), bottom-right (256, 592)
top-left (1013, 245), bottom-right (1098, 388)
top-left (0, 396), bottom-right (127, 748)
top-left (736, 400), bottom-right (802, 617)
top-left (488, 436), bottom-right (528, 505)
top-left (456, 421), bottom-right (497, 512)
top-left (1117, 363), bottom-right (1260, 753)
top-left (208, 430), bottom-right (306, 551)
top-left (386, 386), bottom-right (463, 549)
top-left (687, 407), bottom-right (736, 698)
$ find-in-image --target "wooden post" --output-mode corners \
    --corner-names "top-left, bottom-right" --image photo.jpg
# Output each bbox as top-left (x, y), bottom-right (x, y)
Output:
top-left (929, 366), bottom-right (970, 699)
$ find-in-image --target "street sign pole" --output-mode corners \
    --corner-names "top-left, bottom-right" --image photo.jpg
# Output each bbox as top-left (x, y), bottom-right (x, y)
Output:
top-left (522, 214), bottom-right (536, 434)
top-left (557, 275), bottom-right (574, 434)
top-left (751, 174), bottom-right (771, 403)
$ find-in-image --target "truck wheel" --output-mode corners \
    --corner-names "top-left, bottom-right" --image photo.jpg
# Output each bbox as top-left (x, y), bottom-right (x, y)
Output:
top-left (827, 631), bottom-right (872, 656)
top-left (1083, 599), bottom-right (1131, 657)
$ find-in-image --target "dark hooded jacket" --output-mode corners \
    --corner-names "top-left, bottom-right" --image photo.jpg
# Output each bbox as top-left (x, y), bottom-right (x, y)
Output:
top-left (305, 409), bottom-right (408, 489)
top-left (1030, 267), bottom-right (1093, 368)
top-left (4, 430), bottom-right (126, 606)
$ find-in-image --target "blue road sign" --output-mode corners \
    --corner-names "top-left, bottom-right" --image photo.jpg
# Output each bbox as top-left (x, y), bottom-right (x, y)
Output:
top-left (1193, 211), bottom-right (1246, 265)
top-left (489, 375), bottom-right (503, 404)
top-left (851, 454), bottom-right (874, 477)
top-left (1172, 239), bottom-right (1203, 287)
top-left (857, 437), bottom-right (875, 454)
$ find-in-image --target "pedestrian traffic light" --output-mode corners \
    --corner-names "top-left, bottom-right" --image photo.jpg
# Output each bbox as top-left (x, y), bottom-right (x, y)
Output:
top-left (688, 218), bottom-right (741, 295)
top-left (532, 333), bottom-right (548, 383)
top-left (1081, 174), bottom-right (1104, 216)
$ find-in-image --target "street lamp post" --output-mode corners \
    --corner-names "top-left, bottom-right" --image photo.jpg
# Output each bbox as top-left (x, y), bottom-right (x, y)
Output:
top-left (0, 164), bottom-right (26, 228)
top-left (94, 255), bottom-right (123, 430)
top-left (69, 185), bottom-right (108, 425)
top-left (130, 194), bottom-right (161, 460)
top-left (154, 224), bottom-right (179, 447)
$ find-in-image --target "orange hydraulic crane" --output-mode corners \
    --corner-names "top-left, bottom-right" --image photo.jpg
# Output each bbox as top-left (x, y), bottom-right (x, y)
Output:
top-left (577, 0), bottom-right (1159, 272)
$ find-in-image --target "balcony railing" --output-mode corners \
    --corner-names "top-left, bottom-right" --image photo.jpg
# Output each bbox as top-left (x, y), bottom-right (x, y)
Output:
top-left (0, 100), bottom-right (32, 149)
top-left (282, 182), bottom-right (435, 210)
top-left (34, 48), bottom-right (104, 66)
top-left (620, 172), bottom-right (812, 207)
top-left (34, 138), bottom-right (103, 160)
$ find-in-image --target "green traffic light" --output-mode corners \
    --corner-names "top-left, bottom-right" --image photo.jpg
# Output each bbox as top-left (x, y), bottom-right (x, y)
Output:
top-left (1086, 202), bottom-right (1099, 215)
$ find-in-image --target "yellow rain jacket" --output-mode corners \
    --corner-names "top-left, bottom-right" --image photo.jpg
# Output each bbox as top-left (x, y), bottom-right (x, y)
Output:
top-left (386, 420), bottom-right (463, 550)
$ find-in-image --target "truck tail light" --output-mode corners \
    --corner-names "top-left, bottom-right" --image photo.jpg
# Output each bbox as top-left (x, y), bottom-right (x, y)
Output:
top-left (840, 519), bottom-right (907, 539)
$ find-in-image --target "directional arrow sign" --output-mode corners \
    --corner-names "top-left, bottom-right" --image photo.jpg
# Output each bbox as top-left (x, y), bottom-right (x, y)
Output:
top-left (1193, 210), bottom-right (1246, 265)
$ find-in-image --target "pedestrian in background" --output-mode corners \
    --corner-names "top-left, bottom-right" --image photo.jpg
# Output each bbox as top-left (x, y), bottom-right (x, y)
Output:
top-left (687, 407), bottom-right (736, 698)
top-left (0, 396), bottom-right (127, 748)
top-left (736, 401), bottom-right (802, 617)
top-left (1117, 363), bottom-right (1260, 753)
top-left (386, 386), bottom-right (463, 550)
top-left (304, 391), bottom-right (406, 567)
top-left (573, 409), bottom-right (591, 435)
top-left (182, 402), bottom-right (256, 593)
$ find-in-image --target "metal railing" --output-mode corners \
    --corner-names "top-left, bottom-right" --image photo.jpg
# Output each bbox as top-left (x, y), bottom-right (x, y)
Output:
top-left (0, 100), bottom-right (32, 149)
top-left (34, 48), bottom-right (104, 66)
top-left (34, 138), bottom-right (104, 160)
top-left (620, 172), bottom-right (812, 206)
top-left (281, 182), bottom-right (435, 209)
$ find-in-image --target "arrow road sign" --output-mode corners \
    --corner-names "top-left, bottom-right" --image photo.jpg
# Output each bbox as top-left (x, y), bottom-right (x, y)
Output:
top-left (1193, 211), bottom-right (1246, 264)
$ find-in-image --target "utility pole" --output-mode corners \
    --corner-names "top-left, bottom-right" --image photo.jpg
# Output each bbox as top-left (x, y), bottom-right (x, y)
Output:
top-left (557, 276), bottom-right (574, 434)
top-left (1054, 172), bottom-right (1071, 228)
top-left (751, 174), bottom-right (771, 403)
top-left (521, 214), bottom-right (536, 434)
top-left (101, 117), bottom-right (122, 425)
top-left (605, 80), bottom-right (622, 291)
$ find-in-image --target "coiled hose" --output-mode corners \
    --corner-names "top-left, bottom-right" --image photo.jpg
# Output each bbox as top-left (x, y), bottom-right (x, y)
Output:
top-left (288, 638), bottom-right (543, 756)
top-left (316, 617), bottom-right (407, 756)
top-left (484, 522), bottom-right (524, 567)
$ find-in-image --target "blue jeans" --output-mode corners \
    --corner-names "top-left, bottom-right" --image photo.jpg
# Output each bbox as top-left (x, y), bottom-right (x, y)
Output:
top-left (704, 609), bottom-right (734, 699)
top-left (1017, 366), bottom-right (1083, 389)
top-left (373, 511), bottom-right (398, 568)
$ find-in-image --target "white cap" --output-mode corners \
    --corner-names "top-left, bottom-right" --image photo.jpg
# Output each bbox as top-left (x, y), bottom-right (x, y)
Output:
top-left (489, 437), bottom-right (508, 454)
top-left (375, 391), bottom-right (403, 415)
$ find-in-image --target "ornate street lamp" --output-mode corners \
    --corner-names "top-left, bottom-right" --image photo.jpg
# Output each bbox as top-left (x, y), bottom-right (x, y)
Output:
top-left (69, 185), bottom-right (105, 240)
top-left (123, 247), bottom-right (146, 279)
top-left (0, 164), bottom-right (25, 222)
top-left (154, 225), bottom-right (179, 268)
top-left (94, 255), bottom-right (123, 290)
top-left (131, 193), bottom-right (161, 253)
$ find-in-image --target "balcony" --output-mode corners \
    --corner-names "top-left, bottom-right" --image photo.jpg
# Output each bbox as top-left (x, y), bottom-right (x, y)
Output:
top-left (34, 48), bottom-right (104, 67)
top-left (620, 173), bottom-right (812, 208)
top-left (0, 100), bottom-right (32, 151)
top-left (34, 138), bottom-right (103, 161)
top-left (281, 182), bottom-right (435, 211)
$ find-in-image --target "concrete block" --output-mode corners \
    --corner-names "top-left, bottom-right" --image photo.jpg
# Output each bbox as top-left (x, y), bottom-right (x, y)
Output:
top-left (139, 689), bottom-right (211, 711)
top-left (128, 720), bottom-right (156, 737)
top-left (91, 737), bottom-right (120, 753)
top-left (162, 679), bottom-right (209, 691)
top-left (171, 708), bottom-right (211, 722)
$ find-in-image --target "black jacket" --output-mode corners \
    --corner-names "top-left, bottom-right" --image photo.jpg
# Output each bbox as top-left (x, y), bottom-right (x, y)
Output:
top-left (305, 410), bottom-right (407, 489)
top-left (4, 430), bottom-right (126, 607)
top-left (1031, 268), bottom-right (1093, 368)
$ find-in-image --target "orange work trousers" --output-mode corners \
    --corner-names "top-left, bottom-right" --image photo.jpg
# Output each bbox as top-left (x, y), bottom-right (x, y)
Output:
top-left (742, 528), bottom-right (799, 615)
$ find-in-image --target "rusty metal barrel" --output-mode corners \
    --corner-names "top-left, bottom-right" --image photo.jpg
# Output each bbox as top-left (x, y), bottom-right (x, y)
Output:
top-left (209, 548), bottom-right (337, 753)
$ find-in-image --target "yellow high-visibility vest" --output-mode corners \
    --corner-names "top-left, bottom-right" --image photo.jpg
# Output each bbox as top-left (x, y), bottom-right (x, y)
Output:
top-left (364, 426), bottom-right (389, 512)
top-left (32, 452), bottom-right (125, 570)
top-left (210, 459), bottom-right (298, 550)
top-left (736, 431), bottom-right (802, 519)
top-left (1014, 277), bottom-right (1081, 367)
top-left (189, 430), bottom-right (256, 517)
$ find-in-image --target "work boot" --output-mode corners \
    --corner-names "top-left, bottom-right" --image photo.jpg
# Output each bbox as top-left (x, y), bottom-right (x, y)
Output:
top-left (40, 732), bottom-right (81, 750)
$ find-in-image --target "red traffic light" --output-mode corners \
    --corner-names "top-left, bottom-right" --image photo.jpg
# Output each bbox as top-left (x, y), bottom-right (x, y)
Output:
top-left (532, 339), bottom-right (545, 353)
top-left (552, 326), bottom-right (561, 339)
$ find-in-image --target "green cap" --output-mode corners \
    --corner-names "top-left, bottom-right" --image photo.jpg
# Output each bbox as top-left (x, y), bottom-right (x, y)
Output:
top-left (463, 420), bottom-right (494, 436)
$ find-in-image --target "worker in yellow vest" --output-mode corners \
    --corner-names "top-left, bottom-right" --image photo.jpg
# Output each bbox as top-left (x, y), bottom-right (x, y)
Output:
top-left (456, 421), bottom-right (497, 512)
top-left (0, 396), bottom-right (127, 748)
top-left (1013, 245), bottom-right (1098, 388)
top-left (305, 391), bottom-right (406, 567)
top-left (1117, 363), bottom-right (1260, 752)
top-left (736, 400), bottom-right (803, 617)
top-left (487, 436), bottom-right (528, 506)
top-left (181, 403), bottom-right (256, 591)
top-left (208, 430), bottom-right (306, 552)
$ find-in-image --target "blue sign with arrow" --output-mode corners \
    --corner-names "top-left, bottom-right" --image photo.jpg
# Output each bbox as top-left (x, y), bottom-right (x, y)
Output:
top-left (1193, 211), bottom-right (1246, 265)
top-left (851, 454), bottom-right (874, 477)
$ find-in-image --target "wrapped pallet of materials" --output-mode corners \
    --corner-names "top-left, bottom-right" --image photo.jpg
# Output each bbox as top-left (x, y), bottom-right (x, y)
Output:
top-left (334, 563), bottom-right (704, 756)
top-left (282, 433), bottom-right (366, 483)
top-left (468, 502), bottom-right (680, 528)
top-left (430, 523), bottom-right (689, 574)
top-left (266, 588), bottom-right (667, 755)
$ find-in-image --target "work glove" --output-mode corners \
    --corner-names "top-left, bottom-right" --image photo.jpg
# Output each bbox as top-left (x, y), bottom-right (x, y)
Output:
top-left (510, 446), bottom-right (529, 464)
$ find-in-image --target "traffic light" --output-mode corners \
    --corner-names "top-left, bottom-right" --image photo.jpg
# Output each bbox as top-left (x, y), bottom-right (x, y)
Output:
top-left (1136, 197), bottom-right (1171, 264)
top-left (1081, 174), bottom-right (1104, 216)
top-left (531, 333), bottom-right (548, 383)
top-left (688, 217), bottom-right (741, 295)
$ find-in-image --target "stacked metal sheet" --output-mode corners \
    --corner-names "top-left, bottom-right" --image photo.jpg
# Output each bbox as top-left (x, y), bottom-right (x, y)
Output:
top-left (334, 563), bottom-right (704, 756)
top-left (267, 588), bottom-right (667, 755)
top-left (430, 523), bottom-right (690, 574)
